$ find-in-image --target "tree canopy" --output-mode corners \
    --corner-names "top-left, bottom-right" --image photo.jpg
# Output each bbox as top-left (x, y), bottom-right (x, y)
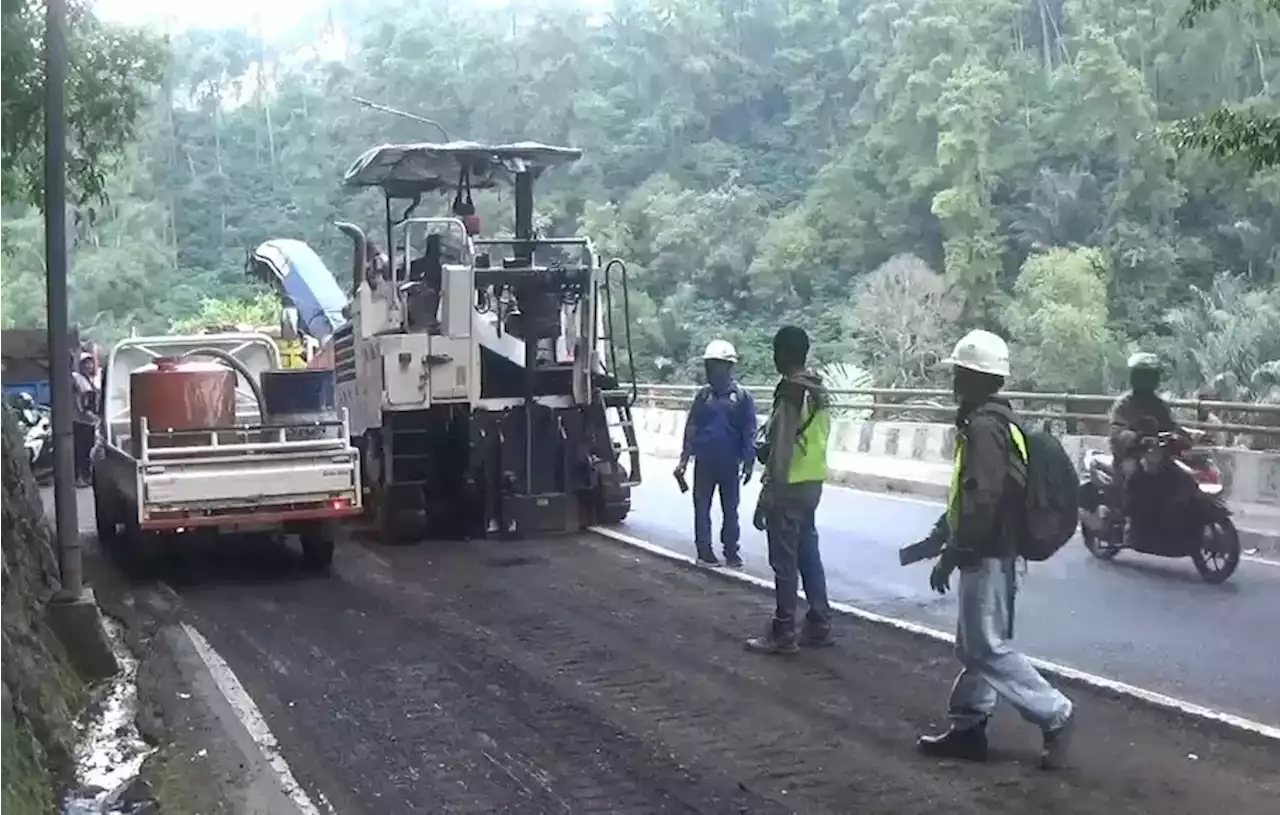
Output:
top-left (1, 0), bottom-right (1277, 399)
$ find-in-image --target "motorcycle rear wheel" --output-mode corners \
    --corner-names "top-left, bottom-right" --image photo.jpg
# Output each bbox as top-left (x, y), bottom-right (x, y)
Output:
top-left (1190, 519), bottom-right (1240, 584)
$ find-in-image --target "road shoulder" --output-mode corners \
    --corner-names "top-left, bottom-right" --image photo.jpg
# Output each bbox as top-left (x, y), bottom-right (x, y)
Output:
top-left (87, 548), bottom-right (306, 815)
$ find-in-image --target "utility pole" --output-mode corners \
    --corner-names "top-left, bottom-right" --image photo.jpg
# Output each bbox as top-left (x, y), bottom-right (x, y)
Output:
top-left (44, 0), bottom-right (80, 598)
top-left (44, 0), bottom-right (116, 680)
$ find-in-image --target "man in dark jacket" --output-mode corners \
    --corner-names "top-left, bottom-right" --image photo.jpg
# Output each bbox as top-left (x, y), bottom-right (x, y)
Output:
top-left (675, 340), bottom-right (757, 567)
top-left (915, 329), bottom-right (1074, 771)
top-left (1107, 352), bottom-right (1181, 541)
top-left (743, 326), bottom-right (833, 655)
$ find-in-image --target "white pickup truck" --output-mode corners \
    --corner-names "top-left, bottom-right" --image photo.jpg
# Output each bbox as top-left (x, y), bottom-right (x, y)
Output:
top-left (91, 332), bottom-right (362, 573)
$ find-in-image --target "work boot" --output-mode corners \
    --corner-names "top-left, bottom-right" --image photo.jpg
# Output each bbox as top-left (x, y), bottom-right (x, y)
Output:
top-left (799, 623), bottom-right (835, 648)
top-left (1040, 713), bottom-right (1075, 770)
top-left (917, 722), bottom-right (989, 762)
top-left (743, 622), bottom-right (799, 656)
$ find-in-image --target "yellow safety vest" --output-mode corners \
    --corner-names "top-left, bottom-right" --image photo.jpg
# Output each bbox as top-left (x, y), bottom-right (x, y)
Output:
top-left (787, 392), bottom-right (830, 484)
top-left (947, 422), bottom-right (1028, 533)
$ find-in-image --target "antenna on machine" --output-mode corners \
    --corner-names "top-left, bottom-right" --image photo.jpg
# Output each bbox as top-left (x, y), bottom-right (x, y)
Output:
top-left (351, 96), bottom-right (451, 142)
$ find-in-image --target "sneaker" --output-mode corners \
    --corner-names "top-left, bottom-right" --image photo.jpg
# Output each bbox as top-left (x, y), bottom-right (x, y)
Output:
top-left (917, 724), bottom-right (989, 762)
top-left (696, 551), bottom-right (721, 567)
top-left (723, 553), bottom-right (744, 569)
top-left (1040, 713), bottom-right (1074, 770)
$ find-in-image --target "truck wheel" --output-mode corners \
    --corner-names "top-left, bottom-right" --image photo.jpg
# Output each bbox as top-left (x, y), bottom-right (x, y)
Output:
top-left (120, 524), bottom-right (165, 581)
top-left (300, 522), bottom-right (336, 574)
top-left (92, 477), bottom-right (120, 551)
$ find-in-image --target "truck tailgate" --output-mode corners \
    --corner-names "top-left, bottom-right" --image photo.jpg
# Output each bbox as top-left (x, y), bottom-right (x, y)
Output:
top-left (143, 453), bottom-right (359, 509)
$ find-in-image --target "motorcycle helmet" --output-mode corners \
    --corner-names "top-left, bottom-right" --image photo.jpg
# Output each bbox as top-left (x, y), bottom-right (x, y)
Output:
top-left (1127, 352), bottom-right (1163, 392)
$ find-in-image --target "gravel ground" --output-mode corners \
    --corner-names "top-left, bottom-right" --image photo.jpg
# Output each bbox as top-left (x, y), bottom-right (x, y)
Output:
top-left (143, 529), bottom-right (1280, 815)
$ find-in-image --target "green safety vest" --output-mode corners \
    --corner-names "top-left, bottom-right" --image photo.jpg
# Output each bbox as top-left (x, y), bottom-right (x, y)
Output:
top-left (787, 391), bottom-right (830, 484)
top-left (946, 421), bottom-right (1028, 533)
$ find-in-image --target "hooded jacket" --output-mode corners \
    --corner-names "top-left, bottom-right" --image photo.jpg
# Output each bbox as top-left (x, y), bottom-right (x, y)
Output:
top-left (928, 396), bottom-right (1026, 564)
top-left (762, 370), bottom-right (830, 487)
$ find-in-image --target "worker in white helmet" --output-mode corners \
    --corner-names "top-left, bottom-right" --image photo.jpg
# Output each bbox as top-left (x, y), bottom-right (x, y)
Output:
top-left (674, 339), bottom-right (757, 567)
top-left (72, 351), bottom-right (99, 487)
top-left (913, 329), bottom-right (1075, 769)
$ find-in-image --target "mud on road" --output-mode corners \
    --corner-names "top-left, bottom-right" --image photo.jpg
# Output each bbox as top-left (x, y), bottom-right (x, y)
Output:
top-left (161, 532), bottom-right (1280, 815)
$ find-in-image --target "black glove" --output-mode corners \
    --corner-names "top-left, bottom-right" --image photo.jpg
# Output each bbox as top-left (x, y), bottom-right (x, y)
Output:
top-left (929, 551), bottom-right (957, 594)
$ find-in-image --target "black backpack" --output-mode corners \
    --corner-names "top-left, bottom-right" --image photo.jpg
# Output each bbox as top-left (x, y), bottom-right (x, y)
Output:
top-left (1011, 422), bottom-right (1080, 561)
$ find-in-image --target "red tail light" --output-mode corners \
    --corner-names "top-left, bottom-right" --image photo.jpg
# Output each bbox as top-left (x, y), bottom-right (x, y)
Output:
top-left (1194, 466), bottom-right (1221, 484)
top-left (331, 497), bottom-right (352, 510)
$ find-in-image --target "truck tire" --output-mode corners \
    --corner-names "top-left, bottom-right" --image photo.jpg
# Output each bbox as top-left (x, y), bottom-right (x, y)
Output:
top-left (92, 476), bottom-right (120, 551)
top-left (300, 522), bottom-right (336, 574)
top-left (120, 523), bottom-right (165, 580)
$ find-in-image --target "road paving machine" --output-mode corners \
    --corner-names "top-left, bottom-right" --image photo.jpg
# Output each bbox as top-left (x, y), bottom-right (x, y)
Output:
top-left (329, 140), bottom-right (641, 540)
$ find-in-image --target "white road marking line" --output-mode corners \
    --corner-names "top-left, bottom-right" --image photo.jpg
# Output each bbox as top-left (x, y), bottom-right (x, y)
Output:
top-left (588, 525), bottom-right (1280, 742)
top-left (180, 623), bottom-right (328, 815)
top-left (1244, 554), bottom-right (1280, 567)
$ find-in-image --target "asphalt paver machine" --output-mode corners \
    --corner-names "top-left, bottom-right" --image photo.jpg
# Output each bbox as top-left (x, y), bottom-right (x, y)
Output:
top-left (330, 141), bottom-right (641, 540)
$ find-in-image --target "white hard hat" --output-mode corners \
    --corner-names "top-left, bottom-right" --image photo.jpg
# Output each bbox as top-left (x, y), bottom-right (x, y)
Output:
top-left (943, 329), bottom-right (1011, 378)
top-left (702, 339), bottom-right (738, 363)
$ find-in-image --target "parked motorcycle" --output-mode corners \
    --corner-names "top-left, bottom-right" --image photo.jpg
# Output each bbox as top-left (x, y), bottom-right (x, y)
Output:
top-left (8, 392), bottom-right (53, 482)
top-left (1078, 429), bottom-right (1240, 584)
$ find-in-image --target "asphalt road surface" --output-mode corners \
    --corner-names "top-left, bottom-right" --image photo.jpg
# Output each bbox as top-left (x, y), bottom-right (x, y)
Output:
top-left (625, 454), bottom-right (1280, 728)
top-left (162, 530), bottom-right (1279, 815)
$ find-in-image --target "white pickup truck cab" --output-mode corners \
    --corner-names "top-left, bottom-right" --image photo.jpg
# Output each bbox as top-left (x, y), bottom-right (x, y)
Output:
top-left (91, 331), bottom-right (362, 573)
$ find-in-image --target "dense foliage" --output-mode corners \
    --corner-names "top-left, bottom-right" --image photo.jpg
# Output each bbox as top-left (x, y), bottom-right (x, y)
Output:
top-left (2, 0), bottom-right (1278, 398)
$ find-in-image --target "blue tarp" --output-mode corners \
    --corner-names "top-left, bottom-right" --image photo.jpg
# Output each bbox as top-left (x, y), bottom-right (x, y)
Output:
top-left (250, 239), bottom-right (349, 341)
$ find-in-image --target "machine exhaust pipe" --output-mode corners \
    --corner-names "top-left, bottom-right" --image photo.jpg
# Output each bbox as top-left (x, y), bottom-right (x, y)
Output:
top-left (334, 221), bottom-right (367, 293)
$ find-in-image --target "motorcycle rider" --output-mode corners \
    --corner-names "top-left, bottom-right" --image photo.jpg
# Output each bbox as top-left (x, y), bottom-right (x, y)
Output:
top-left (675, 340), bottom-right (757, 567)
top-left (1107, 352), bottom-right (1182, 543)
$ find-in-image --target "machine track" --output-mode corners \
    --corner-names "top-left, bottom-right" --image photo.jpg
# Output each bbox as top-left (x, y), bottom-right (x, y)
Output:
top-left (169, 532), bottom-right (1280, 815)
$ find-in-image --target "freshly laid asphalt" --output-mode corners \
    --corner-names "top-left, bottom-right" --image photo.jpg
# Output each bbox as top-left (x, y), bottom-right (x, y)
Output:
top-left (624, 454), bottom-right (1280, 728)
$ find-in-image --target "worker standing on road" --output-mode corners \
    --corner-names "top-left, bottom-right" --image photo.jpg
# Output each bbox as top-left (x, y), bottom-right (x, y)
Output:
top-left (72, 351), bottom-right (98, 488)
top-left (744, 326), bottom-right (834, 654)
top-left (915, 329), bottom-right (1074, 770)
top-left (675, 340), bottom-right (757, 567)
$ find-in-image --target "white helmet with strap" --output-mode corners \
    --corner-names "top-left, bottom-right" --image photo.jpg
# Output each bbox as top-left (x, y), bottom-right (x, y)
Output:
top-left (702, 339), bottom-right (738, 363)
top-left (943, 329), bottom-right (1011, 378)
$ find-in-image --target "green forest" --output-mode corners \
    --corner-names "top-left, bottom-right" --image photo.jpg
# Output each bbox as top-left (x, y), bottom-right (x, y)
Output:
top-left (2, 0), bottom-right (1279, 400)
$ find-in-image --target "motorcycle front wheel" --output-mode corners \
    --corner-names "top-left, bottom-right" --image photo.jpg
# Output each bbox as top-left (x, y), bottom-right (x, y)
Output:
top-left (1081, 524), bottom-right (1121, 561)
top-left (1191, 519), bottom-right (1240, 584)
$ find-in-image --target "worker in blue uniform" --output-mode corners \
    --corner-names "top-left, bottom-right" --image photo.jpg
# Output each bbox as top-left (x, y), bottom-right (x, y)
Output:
top-left (674, 340), bottom-right (757, 568)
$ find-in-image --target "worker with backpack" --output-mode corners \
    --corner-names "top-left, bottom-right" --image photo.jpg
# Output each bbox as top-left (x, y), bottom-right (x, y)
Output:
top-left (912, 329), bottom-right (1077, 771)
top-left (674, 339), bottom-right (758, 567)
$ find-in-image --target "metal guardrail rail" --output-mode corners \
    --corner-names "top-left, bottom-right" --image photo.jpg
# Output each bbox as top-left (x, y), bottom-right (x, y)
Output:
top-left (633, 383), bottom-right (1280, 439)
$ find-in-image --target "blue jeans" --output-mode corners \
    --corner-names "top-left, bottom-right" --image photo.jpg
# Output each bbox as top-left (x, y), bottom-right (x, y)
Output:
top-left (948, 558), bottom-right (1072, 731)
top-left (766, 481), bottom-right (831, 635)
top-left (693, 456), bottom-right (741, 557)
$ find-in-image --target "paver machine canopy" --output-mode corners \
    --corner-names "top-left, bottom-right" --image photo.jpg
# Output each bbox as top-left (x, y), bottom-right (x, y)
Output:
top-left (333, 139), bottom-right (640, 540)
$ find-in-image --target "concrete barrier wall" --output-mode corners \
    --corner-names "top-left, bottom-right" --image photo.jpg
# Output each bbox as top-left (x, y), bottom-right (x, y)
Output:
top-left (632, 407), bottom-right (1280, 509)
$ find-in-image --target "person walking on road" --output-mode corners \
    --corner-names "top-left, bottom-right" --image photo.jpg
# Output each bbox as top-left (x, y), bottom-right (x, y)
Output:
top-left (915, 329), bottom-right (1075, 770)
top-left (744, 326), bottom-right (834, 654)
top-left (675, 340), bottom-right (757, 567)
